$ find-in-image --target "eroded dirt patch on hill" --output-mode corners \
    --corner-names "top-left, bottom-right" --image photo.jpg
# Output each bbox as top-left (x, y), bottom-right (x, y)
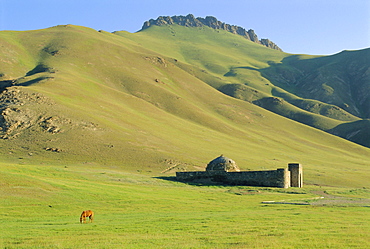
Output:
top-left (0, 86), bottom-right (56, 139)
top-left (0, 86), bottom-right (100, 140)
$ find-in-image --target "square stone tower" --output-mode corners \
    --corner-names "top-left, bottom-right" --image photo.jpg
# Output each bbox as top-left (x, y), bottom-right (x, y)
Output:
top-left (288, 163), bottom-right (303, 188)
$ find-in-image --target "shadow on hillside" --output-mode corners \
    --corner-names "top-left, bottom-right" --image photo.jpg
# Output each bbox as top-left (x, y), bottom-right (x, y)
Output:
top-left (154, 176), bottom-right (178, 182)
top-left (154, 176), bottom-right (235, 187)
top-left (0, 80), bottom-right (15, 91)
top-left (328, 120), bottom-right (370, 148)
top-left (18, 76), bottom-right (54, 86)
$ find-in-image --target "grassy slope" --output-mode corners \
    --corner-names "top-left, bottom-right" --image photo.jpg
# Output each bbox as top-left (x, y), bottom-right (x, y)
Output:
top-left (0, 25), bottom-right (369, 186)
top-left (0, 25), bottom-right (370, 248)
top-left (116, 25), bottom-right (366, 140)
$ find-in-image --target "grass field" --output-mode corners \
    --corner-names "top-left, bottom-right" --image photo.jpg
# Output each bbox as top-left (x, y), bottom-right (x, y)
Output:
top-left (1, 24), bottom-right (370, 248)
top-left (1, 163), bottom-right (370, 248)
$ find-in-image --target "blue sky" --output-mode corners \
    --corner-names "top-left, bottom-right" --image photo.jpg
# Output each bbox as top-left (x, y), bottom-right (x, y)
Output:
top-left (0, 0), bottom-right (369, 55)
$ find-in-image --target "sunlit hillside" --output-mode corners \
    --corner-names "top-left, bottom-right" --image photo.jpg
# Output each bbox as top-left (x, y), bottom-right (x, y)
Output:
top-left (0, 24), bottom-right (369, 187)
top-left (117, 25), bottom-right (370, 147)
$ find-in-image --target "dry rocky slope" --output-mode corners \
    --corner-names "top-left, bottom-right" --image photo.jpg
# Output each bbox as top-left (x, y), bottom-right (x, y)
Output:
top-left (142, 14), bottom-right (282, 51)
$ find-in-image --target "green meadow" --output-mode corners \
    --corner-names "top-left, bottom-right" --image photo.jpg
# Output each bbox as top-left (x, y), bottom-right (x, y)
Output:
top-left (0, 24), bottom-right (370, 248)
top-left (1, 163), bottom-right (370, 248)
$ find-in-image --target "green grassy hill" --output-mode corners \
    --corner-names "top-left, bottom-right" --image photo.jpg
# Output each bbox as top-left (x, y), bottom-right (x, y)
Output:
top-left (116, 25), bottom-right (370, 146)
top-left (1, 22), bottom-right (370, 249)
top-left (0, 24), bottom-right (369, 187)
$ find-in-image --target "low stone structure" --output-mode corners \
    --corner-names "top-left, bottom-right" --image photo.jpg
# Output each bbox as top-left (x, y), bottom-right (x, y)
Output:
top-left (206, 155), bottom-right (240, 172)
top-left (176, 156), bottom-right (302, 188)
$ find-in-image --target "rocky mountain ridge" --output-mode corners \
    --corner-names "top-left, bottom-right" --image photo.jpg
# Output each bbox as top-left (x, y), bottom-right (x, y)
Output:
top-left (141, 14), bottom-right (282, 51)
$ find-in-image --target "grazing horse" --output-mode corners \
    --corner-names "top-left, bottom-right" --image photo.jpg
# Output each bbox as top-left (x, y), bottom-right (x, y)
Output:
top-left (80, 210), bottom-right (94, 223)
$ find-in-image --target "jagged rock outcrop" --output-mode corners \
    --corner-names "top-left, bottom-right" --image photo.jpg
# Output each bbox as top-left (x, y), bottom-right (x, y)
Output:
top-left (260, 39), bottom-right (282, 51)
top-left (141, 14), bottom-right (282, 51)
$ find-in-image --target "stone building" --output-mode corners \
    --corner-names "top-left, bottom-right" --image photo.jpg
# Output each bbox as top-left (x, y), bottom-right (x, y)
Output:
top-left (176, 156), bottom-right (303, 188)
top-left (206, 155), bottom-right (240, 172)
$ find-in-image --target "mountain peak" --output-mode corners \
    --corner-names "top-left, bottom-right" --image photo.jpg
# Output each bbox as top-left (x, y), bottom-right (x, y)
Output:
top-left (141, 14), bottom-right (282, 51)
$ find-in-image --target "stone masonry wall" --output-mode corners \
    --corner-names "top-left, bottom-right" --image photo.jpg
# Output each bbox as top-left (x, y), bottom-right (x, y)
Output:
top-left (176, 168), bottom-right (291, 188)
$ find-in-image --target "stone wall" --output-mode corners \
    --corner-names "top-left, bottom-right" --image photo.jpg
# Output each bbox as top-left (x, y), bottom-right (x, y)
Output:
top-left (176, 163), bottom-right (302, 188)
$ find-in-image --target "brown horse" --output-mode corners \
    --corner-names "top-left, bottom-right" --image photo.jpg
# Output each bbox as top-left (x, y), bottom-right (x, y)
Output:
top-left (80, 210), bottom-right (94, 223)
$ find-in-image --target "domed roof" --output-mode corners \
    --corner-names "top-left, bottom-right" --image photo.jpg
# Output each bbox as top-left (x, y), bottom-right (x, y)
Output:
top-left (206, 155), bottom-right (240, 172)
